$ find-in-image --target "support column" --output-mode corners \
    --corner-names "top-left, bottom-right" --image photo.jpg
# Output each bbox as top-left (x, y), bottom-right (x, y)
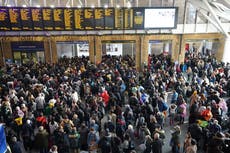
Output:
top-left (51, 39), bottom-right (58, 63)
top-left (44, 38), bottom-right (52, 63)
top-left (2, 39), bottom-right (12, 62)
top-left (171, 35), bottom-right (182, 63)
top-left (0, 39), bottom-right (4, 66)
top-left (89, 36), bottom-right (96, 64)
top-left (94, 36), bottom-right (102, 64)
top-left (135, 35), bottom-right (141, 71)
top-left (140, 35), bottom-right (148, 71)
top-left (222, 37), bottom-right (230, 64)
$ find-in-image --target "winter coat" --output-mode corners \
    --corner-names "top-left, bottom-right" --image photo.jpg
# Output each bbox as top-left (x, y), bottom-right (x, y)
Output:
top-left (34, 130), bottom-right (49, 149)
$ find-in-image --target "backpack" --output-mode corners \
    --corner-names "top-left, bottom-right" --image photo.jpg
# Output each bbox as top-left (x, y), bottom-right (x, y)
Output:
top-left (162, 102), bottom-right (168, 111)
top-left (63, 121), bottom-right (71, 134)
top-left (69, 132), bottom-right (80, 148)
top-left (177, 106), bottom-right (184, 114)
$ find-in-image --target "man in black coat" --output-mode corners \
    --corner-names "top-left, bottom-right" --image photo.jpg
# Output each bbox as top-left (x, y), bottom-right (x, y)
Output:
top-left (151, 133), bottom-right (163, 153)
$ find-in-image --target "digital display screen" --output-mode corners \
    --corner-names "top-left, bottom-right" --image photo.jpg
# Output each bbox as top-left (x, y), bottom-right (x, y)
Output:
top-left (20, 8), bottom-right (33, 30)
top-left (124, 8), bottom-right (133, 29)
top-left (0, 8), bottom-right (10, 30)
top-left (74, 9), bottom-right (84, 30)
top-left (53, 8), bottom-right (64, 30)
top-left (31, 8), bottom-right (43, 30)
top-left (95, 8), bottom-right (104, 30)
top-left (42, 8), bottom-right (53, 30)
top-left (0, 7), bottom-right (178, 31)
top-left (104, 8), bottom-right (114, 30)
top-left (133, 8), bottom-right (144, 29)
top-left (64, 8), bottom-right (74, 30)
top-left (144, 8), bottom-right (177, 29)
top-left (115, 8), bottom-right (123, 29)
top-left (9, 8), bottom-right (21, 30)
top-left (84, 8), bottom-right (94, 30)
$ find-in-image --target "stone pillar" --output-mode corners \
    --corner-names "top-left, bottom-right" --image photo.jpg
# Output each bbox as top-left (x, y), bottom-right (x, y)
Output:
top-left (140, 35), bottom-right (149, 71)
top-left (94, 36), bottom-right (102, 64)
top-left (135, 35), bottom-right (144, 71)
top-left (51, 38), bottom-right (58, 63)
top-left (0, 39), bottom-right (4, 66)
top-left (2, 39), bottom-right (12, 62)
top-left (44, 37), bottom-right (52, 64)
top-left (89, 36), bottom-right (96, 64)
top-left (178, 35), bottom-right (186, 64)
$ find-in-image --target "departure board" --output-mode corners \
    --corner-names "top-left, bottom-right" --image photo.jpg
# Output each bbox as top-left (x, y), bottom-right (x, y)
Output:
top-left (64, 8), bottom-right (74, 30)
top-left (104, 8), bottom-right (114, 30)
top-left (84, 8), bottom-right (94, 30)
top-left (115, 8), bottom-right (123, 29)
top-left (31, 8), bottom-right (43, 30)
top-left (124, 8), bottom-right (133, 29)
top-left (0, 8), bottom-right (10, 30)
top-left (133, 8), bottom-right (144, 29)
top-left (42, 8), bottom-right (53, 30)
top-left (9, 8), bottom-right (21, 30)
top-left (74, 9), bottom-right (84, 30)
top-left (53, 8), bottom-right (64, 30)
top-left (94, 8), bottom-right (104, 30)
top-left (0, 7), bottom-right (178, 31)
top-left (20, 8), bottom-right (33, 30)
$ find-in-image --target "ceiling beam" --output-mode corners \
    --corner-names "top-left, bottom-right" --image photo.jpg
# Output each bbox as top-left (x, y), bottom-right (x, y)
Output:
top-left (203, 0), bottom-right (230, 37)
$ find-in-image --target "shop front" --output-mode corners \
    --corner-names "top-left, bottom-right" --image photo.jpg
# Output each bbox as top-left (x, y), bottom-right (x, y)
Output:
top-left (11, 41), bottom-right (45, 65)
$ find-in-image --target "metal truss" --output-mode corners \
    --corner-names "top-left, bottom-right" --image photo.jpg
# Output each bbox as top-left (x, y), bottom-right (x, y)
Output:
top-left (188, 0), bottom-right (230, 38)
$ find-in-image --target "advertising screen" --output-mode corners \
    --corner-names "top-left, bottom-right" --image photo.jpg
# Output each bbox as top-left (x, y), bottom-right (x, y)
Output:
top-left (144, 8), bottom-right (177, 29)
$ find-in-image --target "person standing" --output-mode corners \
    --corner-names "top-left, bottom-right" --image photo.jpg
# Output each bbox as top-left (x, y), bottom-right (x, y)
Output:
top-left (143, 135), bottom-right (152, 153)
top-left (98, 129), bottom-right (112, 153)
top-left (185, 139), bottom-right (197, 153)
top-left (34, 126), bottom-right (49, 153)
top-left (87, 128), bottom-right (99, 153)
top-left (151, 133), bottom-right (163, 153)
top-left (178, 101), bottom-right (187, 124)
top-left (10, 137), bottom-right (22, 153)
top-left (169, 104), bottom-right (177, 126)
top-left (69, 127), bottom-right (80, 153)
top-left (79, 123), bottom-right (89, 151)
top-left (183, 132), bottom-right (192, 152)
top-left (170, 125), bottom-right (181, 153)
top-left (21, 119), bottom-right (34, 151)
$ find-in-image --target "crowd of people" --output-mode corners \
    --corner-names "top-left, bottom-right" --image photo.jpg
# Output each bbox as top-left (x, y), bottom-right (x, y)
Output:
top-left (0, 50), bottom-right (229, 153)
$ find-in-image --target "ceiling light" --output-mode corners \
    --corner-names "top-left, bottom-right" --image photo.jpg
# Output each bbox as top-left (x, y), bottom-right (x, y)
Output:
top-left (91, 5), bottom-right (95, 8)
top-left (6, 4), bottom-right (11, 7)
top-left (22, 5), bottom-right (27, 7)
top-left (50, 5), bottom-right (55, 8)
top-left (77, 5), bottom-right (81, 8)
top-left (66, 5), bottom-right (70, 8)
top-left (36, 5), bottom-right (40, 8)
top-left (116, 5), bottom-right (120, 8)
top-left (104, 5), bottom-right (108, 8)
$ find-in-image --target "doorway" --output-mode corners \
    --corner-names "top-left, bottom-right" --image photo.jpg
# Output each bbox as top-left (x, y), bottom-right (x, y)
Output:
top-left (102, 40), bottom-right (136, 59)
top-left (56, 41), bottom-right (89, 59)
top-left (148, 40), bottom-right (172, 55)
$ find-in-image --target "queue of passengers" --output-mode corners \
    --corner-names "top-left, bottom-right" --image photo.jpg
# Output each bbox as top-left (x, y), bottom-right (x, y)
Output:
top-left (0, 51), bottom-right (229, 153)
